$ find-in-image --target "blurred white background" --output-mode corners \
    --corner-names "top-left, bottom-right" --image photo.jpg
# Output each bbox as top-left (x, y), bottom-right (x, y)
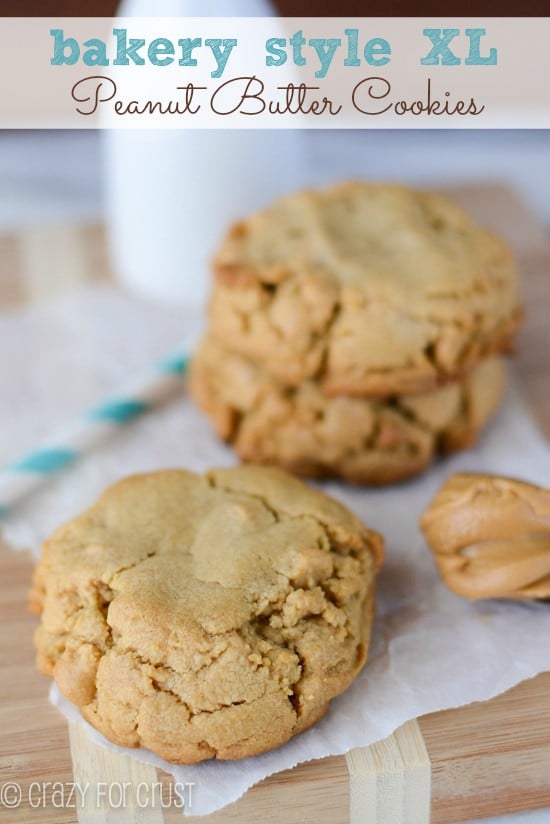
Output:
top-left (0, 130), bottom-right (549, 230)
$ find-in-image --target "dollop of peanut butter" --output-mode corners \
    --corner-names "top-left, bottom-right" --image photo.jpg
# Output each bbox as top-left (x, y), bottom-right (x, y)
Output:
top-left (420, 473), bottom-right (550, 600)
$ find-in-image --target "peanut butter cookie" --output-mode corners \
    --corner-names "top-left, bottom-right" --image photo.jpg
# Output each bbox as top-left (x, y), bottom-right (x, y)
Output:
top-left (190, 338), bottom-right (505, 485)
top-left (31, 467), bottom-right (383, 762)
top-left (209, 182), bottom-right (520, 397)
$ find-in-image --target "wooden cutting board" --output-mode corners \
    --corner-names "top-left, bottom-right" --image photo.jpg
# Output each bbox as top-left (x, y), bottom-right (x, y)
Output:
top-left (0, 185), bottom-right (549, 824)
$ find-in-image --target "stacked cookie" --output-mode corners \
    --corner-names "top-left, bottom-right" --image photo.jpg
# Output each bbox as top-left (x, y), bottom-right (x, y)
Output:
top-left (191, 182), bottom-right (522, 484)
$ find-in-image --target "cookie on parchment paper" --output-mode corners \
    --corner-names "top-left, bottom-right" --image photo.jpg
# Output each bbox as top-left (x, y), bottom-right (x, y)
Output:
top-left (31, 466), bottom-right (383, 763)
top-left (209, 182), bottom-right (520, 397)
top-left (190, 337), bottom-right (505, 485)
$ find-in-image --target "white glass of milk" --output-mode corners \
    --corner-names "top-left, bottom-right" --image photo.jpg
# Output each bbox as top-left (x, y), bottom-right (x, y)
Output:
top-left (103, 0), bottom-right (306, 308)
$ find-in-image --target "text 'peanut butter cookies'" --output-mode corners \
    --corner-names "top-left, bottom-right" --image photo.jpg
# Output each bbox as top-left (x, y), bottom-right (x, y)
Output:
top-left (420, 473), bottom-right (550, 600)
top-left (210, 182), bottom-right (521, 397)
top-left (31, 467), bottom-right (383, 763)
top-left (190, 337), bottom-right (505, 485)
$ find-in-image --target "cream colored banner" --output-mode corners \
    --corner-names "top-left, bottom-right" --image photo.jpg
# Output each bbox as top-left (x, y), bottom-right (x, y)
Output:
top-left (0, 17), bottom-right (548, 128)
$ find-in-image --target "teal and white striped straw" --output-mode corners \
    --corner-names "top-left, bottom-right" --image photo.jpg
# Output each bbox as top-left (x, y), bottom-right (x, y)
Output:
top-left (0, 353), bottom-right (188, 519)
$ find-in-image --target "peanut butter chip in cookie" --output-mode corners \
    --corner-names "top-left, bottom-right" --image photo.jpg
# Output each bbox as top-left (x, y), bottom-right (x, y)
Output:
top-left (420, 473), bottom-right (550, 600)
top-left (31, 467), bottom-right (382, 763)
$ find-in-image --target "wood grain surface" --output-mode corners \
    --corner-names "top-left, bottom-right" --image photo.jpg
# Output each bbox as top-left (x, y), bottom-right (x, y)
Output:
top-left (0, 185), bottom-right (549, 823)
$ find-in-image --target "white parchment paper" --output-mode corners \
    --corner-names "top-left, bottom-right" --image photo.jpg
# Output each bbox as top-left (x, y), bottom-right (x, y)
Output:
top-left (2, 286), bottom-right (549, 817)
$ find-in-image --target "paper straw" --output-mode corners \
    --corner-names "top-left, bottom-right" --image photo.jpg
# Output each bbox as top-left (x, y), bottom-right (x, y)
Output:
top-left (0, 353), bottom-right (188, 519)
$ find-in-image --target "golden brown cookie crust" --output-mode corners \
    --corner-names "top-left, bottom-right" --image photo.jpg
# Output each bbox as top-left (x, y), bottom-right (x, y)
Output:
top-left (31, 467), bottom-right (383, 763)
top-left (420, 473), bottom-right (550, 600)
top-left (209, 182), bottom-right (520, 397)
top-left (189, 338), bottom-right (505, 485)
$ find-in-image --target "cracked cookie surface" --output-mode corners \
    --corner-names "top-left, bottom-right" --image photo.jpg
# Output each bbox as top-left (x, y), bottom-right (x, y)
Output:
top-left (210, 182), bottom-right (520, 397)
top-left (190, 337), bottom-right (505, 485)
top-left (31, 467), bottom-right (383, 762)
